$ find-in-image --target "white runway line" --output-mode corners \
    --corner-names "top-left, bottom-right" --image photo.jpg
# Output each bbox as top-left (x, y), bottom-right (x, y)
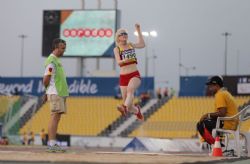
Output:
top-left (94, 151), bottom-right (209, 156)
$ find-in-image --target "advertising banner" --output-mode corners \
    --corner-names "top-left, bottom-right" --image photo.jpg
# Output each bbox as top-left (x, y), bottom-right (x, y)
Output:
top-left (0, 77), bottom-right (154, 96)
top-left (42, 10), bottom-right (116, 57)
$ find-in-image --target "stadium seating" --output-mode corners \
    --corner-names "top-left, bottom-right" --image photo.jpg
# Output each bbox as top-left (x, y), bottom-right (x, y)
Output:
top-left (0, 96), bottom-right (20, 122)
top-left (0, 96), bottom-right (10, 119)
top-left (20, 97), bottom-right (123, 136)
top-left (19, 96), bottom-right (250, 138)
top-left (130, 96), bottom-right (250, 138)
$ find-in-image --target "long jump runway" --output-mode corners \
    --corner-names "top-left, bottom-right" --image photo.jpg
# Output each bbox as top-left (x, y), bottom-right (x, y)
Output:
top-left (0, 146), bottom-right (249, 164)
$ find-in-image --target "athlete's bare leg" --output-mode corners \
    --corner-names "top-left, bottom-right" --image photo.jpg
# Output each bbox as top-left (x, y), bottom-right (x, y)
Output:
top-left (120, 86), bottom-right (127, 103)
top-left (124, 77), bottom-right (141, 113)
top-left (117, 86), bottom-right (128, 115)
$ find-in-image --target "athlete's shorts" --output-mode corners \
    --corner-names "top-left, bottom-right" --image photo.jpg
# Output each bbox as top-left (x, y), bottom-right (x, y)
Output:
top-left (47, 94), bottom-right (67, 114)
top-left (119, 71), bottom-right (141, 86)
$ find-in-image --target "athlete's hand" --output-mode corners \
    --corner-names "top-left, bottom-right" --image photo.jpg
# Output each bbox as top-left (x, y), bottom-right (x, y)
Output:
top-left (135, 24), bottom-right (141, 32)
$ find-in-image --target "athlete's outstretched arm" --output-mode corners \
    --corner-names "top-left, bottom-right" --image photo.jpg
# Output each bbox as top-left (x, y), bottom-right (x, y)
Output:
top-left (132, 24), bottom-right (145, 49)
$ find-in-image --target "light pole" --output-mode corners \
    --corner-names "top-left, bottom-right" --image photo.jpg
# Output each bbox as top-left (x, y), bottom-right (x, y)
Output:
top-left (236, 49), bottom-right (240, 75)
top-left (151, 49), bottom-right (157, 78)
top-left (222, 32), bottom-right (231, 76)
top-left (178, 48), bottom-right (182, 78)
top-left (180, 64), bottom-right (196, 76)
top-left (146, 49), bottom-right (157, 77)
top-left (18, 34), bottom-right (28, 77)
top-left (134, 30), bottom-right (157, 77)
top-left (178, 49), bottom-right (196, 76)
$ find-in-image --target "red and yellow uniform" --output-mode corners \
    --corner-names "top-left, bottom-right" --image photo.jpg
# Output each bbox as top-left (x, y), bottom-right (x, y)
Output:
top-left (117, 44), bottom-right (137, 67)
top-left (117, 43), bottom-right (140, 86)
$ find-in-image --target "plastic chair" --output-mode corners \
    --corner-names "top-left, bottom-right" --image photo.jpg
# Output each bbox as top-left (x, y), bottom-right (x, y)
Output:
top-left (212, 105), bottom-right (250, 157)
top-left (240, 112), bottom-right (250, 157)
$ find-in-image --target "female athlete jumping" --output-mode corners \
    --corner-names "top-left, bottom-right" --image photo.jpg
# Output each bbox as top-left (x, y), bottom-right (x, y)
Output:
top-left (113, 24), bottom-right (145, 120)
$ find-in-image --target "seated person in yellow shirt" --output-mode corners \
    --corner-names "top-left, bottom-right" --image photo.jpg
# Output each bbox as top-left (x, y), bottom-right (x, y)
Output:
top-left (197, 76), bottom-right (238, 145)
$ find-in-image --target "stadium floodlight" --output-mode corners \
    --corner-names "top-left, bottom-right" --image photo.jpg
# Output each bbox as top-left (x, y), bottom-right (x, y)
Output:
top-left (142, 32), bottom-right (149, 36)
top-left (134, 31), bottom-right (157, 37)
top-left (134, 31), bottom-right (150, 36)
top-left (150, 31), bottom-right (157, 37)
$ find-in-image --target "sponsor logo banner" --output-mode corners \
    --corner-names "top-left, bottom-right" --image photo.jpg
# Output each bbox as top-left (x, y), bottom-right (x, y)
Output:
top-left (0, 77), bottom-right (154, 96)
